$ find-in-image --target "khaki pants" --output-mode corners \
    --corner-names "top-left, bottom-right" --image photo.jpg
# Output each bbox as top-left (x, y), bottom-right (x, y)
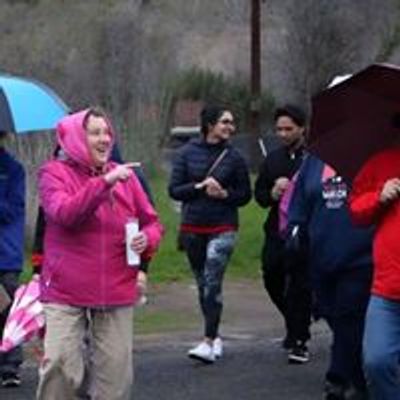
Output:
top-left (36, 304), bottom-right (134, 400)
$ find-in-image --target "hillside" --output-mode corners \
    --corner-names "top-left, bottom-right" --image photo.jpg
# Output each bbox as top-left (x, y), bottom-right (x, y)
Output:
top-left (1, 0), bottom-right (400, 237)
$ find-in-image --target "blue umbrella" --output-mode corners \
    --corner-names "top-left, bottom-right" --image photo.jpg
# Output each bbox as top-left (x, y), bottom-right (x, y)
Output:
top-left (0, 74), bottom-right (69, 134)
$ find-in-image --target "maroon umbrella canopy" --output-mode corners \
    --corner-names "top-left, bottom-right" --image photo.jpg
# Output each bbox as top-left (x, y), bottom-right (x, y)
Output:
top-left (309, 63), bottom-right (400, 181)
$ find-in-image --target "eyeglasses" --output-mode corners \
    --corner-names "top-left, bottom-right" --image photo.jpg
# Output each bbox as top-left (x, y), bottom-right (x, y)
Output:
top-left (218, 118), bottom-right (235, 125)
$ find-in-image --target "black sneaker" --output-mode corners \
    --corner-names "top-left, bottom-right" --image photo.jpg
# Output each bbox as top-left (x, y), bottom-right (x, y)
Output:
top-left (288, 341), bottom-right (309, 364)
top-left (1, 372), bottom-right (21, 388)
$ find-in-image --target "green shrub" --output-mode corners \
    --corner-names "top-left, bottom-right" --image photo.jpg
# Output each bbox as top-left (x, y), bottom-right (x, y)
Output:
top-left (163, 67), bottom-right (275, 133)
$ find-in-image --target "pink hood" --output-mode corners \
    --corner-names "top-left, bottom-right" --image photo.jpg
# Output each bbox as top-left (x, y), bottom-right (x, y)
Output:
top-left (38, 109), bottom-right (163, 307)
top-left (56, 109), bottom-right (115, 169)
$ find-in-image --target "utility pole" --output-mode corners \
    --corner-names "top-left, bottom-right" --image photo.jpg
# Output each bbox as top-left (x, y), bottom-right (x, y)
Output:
top-left (250, 0), bottom-right (262, 169)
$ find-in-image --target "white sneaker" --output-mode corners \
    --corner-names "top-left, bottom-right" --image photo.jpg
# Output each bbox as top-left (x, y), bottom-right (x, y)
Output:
top-left (188, 341), bottom-right (215, 364)
top-left (213, 337), bottom-right (223, 359)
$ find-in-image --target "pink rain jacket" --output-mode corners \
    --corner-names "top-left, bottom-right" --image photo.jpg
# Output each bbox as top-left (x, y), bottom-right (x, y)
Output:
top-left (38, 110), bottom-right (163, 307)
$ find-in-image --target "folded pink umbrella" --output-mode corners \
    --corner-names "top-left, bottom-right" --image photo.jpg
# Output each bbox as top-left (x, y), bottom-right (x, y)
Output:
top-left (0, 276), bottom-right (45, 352)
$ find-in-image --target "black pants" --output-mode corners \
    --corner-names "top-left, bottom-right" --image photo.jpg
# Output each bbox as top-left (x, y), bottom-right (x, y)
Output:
top-left (315, 266), bottom-right (372, 389)
top-left (286, 261), bottom-right (312, 343)
top-left (261, 236), bottom-right (287, 315)
top-left (0, 271), bottom-right (23, 375)
top-left (262, 235), bottom-right (311, 343)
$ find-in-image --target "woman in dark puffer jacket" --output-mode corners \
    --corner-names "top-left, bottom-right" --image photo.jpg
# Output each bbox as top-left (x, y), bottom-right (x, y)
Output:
top-left (169, 104), bottom-right (251, 364)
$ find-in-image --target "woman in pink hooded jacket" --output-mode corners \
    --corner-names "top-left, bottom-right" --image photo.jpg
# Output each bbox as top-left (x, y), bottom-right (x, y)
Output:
top-left (36, 107), bottom-right (163, 400)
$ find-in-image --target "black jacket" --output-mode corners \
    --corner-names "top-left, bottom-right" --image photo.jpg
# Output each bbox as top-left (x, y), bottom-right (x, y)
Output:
top-left (255, 144), bottom-right (305, 238)
top-left (168, 138), bottom-right (251, 227)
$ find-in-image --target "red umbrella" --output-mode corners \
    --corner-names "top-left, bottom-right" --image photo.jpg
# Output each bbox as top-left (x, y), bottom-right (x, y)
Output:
top-left (309, 63), bottom-right (400, 181)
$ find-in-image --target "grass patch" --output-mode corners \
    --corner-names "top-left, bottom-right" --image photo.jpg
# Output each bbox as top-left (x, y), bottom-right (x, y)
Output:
top-left (228, 200), bottom-right (265, 280)
top-left (20, 265), bottom-right (34, 283)
top-left (147, 173), bottom-right (193, 282)
top-left (134, 307), bottom-right (198, 335)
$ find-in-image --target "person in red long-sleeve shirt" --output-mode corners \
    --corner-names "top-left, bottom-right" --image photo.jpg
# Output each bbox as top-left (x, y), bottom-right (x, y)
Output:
top-left (349, 148), bottom-right (400, 400)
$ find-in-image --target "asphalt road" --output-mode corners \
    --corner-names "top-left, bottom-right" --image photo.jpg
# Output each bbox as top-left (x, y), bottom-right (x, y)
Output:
top-left (2, 280), bottom-right (333, 399)
top-left (4, 327), bottom-right (331, 400)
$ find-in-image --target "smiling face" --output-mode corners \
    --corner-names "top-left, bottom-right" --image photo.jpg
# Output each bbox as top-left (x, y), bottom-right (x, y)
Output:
top-left (206, 111), bottom-right (235, 143)
top-left (85, 115), bottom-right (112, 167)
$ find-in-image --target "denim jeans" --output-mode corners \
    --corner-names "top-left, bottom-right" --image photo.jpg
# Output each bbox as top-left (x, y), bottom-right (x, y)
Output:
top-left (182, 231), bottom-right (236, 339)
top-left (363, 295), bottom-right (400, 400)
top-left (0, 271), bottom-right (23, 375)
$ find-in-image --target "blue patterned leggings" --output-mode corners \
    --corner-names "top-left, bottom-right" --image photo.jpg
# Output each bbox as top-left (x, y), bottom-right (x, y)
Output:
top-left (182, 231), bottom-right (237, 339)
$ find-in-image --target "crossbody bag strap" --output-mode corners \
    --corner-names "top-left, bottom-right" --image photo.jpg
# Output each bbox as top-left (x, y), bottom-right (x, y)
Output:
top-left (205, 148), bottom-right (229, 177)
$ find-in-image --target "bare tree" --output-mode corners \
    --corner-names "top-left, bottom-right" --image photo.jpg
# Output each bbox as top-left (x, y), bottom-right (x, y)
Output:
top-left (0, 0), bottom-right (399, 239)
top-left (264, 0), bottom-right (399, 107)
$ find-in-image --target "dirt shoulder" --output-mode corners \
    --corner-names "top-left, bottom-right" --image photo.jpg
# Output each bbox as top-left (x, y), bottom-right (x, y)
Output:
top-left (135, 279), bottom-right (284, 343)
